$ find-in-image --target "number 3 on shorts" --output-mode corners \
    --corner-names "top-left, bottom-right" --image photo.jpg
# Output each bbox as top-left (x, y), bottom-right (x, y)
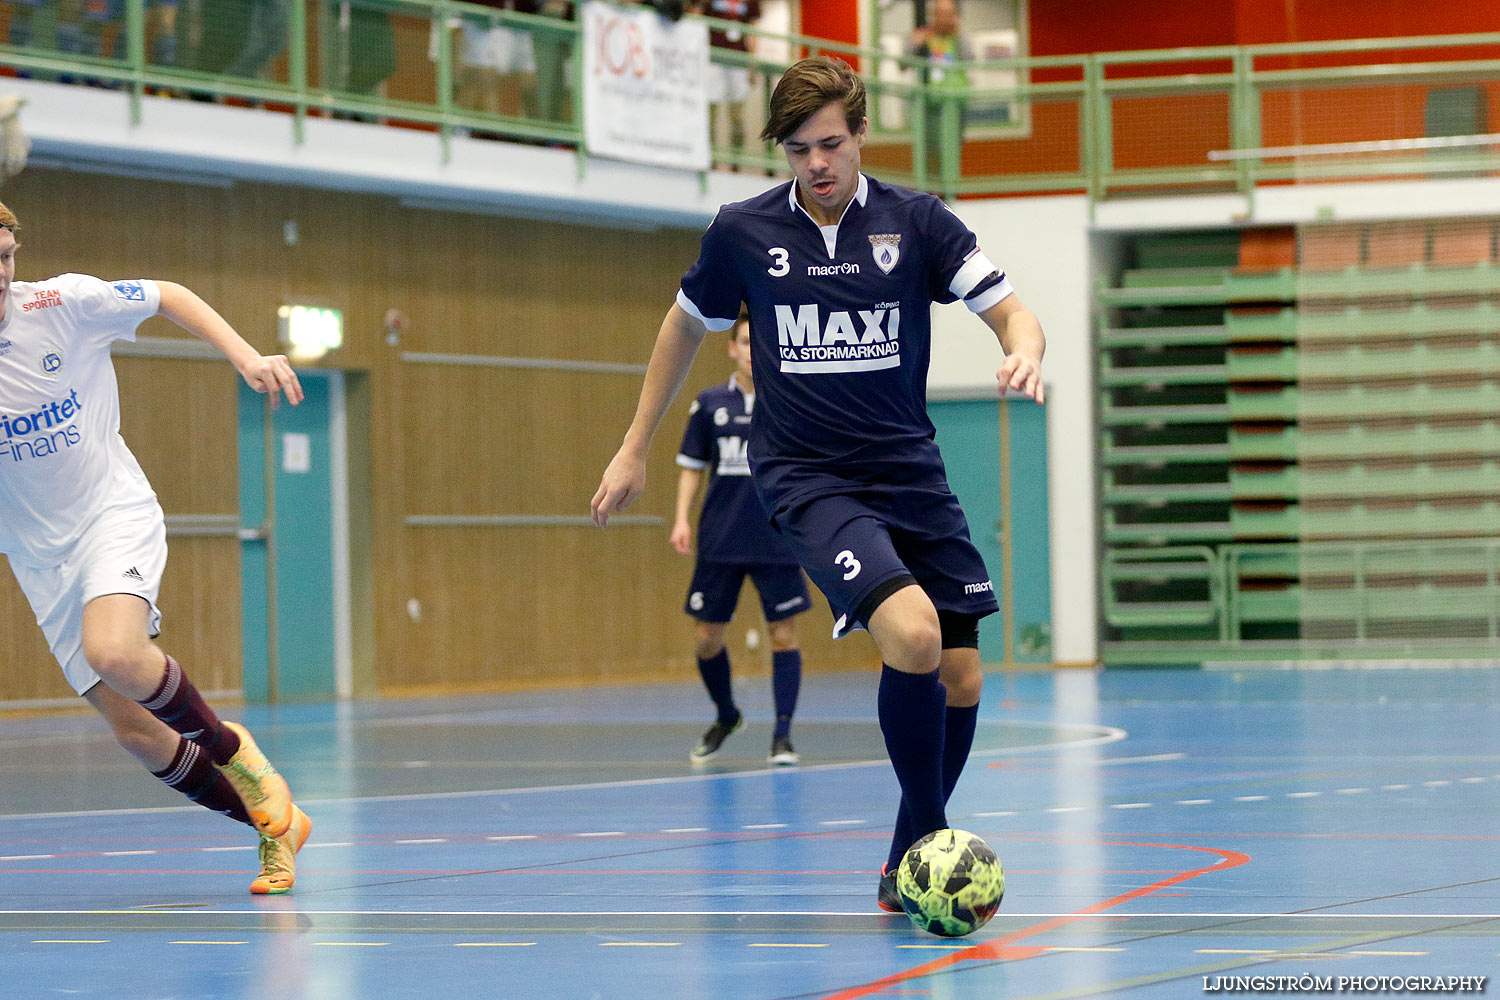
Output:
top-left (835, 549), bottom-right (861, 581)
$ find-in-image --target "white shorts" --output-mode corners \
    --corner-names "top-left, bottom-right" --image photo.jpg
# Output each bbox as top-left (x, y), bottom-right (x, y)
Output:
top-left (461, 23), bottom-right (536, 74)
top-left (706, 64), bottom-right (751, 105)
top-left (9, 500), bottom-right (167, 696)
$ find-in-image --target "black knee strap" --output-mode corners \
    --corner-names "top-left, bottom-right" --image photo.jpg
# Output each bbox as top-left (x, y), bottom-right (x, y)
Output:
top-left (938, 611), bottom-right (980, 650)
top-left (853, 573), bottom-right (918, 630)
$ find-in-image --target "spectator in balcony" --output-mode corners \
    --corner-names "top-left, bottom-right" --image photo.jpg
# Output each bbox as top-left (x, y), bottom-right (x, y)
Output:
top-left (531, 0), bottom-right (574, 126)
top-left (455, 1), bottom-right (539, 121)
top-left (695, 0), bottom-right (761, 162)
top-left (222, 0), bottom-right (290, 81)
top-left (147, 0), bottom-right (180, 67)
top-left (906, 0), bottom-right (971, 180)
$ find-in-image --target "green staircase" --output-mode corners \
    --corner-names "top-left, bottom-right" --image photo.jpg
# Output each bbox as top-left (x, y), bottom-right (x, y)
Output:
top-left (1097, 223), bottom-right (1500, 665)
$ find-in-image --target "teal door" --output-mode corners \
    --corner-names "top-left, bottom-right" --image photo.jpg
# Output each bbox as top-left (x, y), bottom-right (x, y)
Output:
top-left (238, 371), bottom-right (347, 702)
top-left (929, 397), bottom-right (1052, 664)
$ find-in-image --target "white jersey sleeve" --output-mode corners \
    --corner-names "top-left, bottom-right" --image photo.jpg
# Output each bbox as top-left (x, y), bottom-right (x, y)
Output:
top-left (55, 274), bottom-right (161, 350)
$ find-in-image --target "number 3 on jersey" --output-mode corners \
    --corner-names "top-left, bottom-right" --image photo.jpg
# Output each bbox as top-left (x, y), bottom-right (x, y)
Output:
top-left (835, 549), bottom-right (861, 581)
top-left (767, 247), bottom-right (790, 277)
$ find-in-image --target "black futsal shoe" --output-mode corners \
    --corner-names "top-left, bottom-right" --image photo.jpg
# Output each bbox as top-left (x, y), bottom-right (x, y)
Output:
top-left (690, 713), bottom-right (743, 762)
top-left (767, 736), bottom-right (800, 766)
top-left (877, 864), bottom-right (903, 914)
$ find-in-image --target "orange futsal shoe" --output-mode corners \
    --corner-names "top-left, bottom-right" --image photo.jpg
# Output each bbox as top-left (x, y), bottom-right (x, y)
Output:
top-left (250, 805), bottom-right (312, 895)
top-left (215, 721), bottom-right (294, 838)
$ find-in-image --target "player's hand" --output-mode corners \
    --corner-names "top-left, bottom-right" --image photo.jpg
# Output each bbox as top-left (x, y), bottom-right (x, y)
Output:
top-left (591, 449), bottom-right (647, 528)
top-left (669, 520), bottom-right (693, 555)
top-left (240, 354), bottom-right (304, 410)
top-left (997, 353), bottom-right (1043, 404)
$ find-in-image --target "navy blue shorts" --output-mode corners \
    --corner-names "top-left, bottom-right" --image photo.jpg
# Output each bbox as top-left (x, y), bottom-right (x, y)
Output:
top-left (772, 485), bottom-right (998, 636)
top-left (685, 561), bottom-right (811, 624)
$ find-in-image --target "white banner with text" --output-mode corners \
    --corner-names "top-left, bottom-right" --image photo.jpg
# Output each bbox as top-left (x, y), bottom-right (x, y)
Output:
top-left (582, 1), bottom-right (710, 171)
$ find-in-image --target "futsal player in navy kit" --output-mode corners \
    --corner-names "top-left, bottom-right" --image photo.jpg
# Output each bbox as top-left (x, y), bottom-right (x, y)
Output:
top-left (674, 310), bottom-right (809, 765)
top-left (592, 56), bottom-right (1044, 911)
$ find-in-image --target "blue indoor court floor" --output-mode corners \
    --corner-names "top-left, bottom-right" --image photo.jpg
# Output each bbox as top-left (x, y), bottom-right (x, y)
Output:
top-left (1, 667), bottom-right (1498, 999)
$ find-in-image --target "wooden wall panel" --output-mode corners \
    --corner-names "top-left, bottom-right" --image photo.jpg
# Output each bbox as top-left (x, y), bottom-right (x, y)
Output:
top-left (0, 165), bottom-right (878, 707)
top-left (113, 357), bottom-right (240, 514)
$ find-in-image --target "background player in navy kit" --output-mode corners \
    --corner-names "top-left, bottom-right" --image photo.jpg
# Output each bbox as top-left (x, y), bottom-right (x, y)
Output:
top-left (591, 56), bottom-right (1044, 912)
top-left (672, 310), bottom-right (809, 765)
top-left (0, 201), bottom-right (311, 894)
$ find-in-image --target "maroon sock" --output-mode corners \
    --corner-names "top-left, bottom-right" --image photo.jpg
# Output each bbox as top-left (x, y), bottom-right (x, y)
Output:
top-left (151, 737), bottom-right (253, 828)
top-left (139, 654), bottom-right (241, 765)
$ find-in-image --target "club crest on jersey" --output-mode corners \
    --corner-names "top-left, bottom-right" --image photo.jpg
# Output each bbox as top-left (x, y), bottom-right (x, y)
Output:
top-left (39, 351), bottom-right (63, 377)
top-left (0, 338), bottom-right (11, 356)
top-left (868, 234), bottom-right (901, 274)
top-left (112, 280), bottom-right (146, 302)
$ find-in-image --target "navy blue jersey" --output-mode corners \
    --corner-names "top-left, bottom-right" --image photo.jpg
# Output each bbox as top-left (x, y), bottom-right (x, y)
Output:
top-left (675, 174), bottom-right (1011, 513)
top-left (677, 377), bottom-right (800, 566)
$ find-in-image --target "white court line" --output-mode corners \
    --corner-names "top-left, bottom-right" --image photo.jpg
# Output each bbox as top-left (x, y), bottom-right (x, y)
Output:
top-left (1096, 753), bottom-right (1186, 766)
top-left (101, 850), bottom-right (155, 856)
top-left (1111, 803), bottom-right (1152, 810)
top-left (2, 908), bottom-right (1496, 919)
top-left (1176, 799), bottom-right (1212, 805)
top-left (395, 839), bottom-right (447, 845)
top-left (486, 835), bottom-right (537, 841)
top-left (0, 721), bottom-right (1127, 821)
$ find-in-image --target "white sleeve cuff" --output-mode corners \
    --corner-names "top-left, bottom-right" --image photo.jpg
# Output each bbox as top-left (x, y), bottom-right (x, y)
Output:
top-left (676, 289), bottom-right (737, 333)
top-left (676, 454), bottom-right (709, 470)
top-left (964, 276), bottom-right (1014, 314)
top-left (949, 251), bottom-right (998, 299)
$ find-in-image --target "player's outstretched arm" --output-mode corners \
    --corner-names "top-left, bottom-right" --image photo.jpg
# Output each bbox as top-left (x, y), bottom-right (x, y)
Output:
top-left (155, 281), bottom-right (304, 409)
top-left (591, 303), bottom-right (710, 527)
top-left (671, 467), bottom-right (704, 555)
top-left (980, 293), bottom-right (1045, 404)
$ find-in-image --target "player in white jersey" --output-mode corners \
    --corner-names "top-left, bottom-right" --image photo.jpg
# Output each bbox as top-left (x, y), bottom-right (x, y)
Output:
top-left (0, 201), bottom-right (311, 893)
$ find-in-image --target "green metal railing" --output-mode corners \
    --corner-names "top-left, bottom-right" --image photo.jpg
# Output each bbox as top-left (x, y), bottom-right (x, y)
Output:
top-left (1104, 538), bottom-right (1500, 659)
top-left (1, 5), bottom-right (1497, 202)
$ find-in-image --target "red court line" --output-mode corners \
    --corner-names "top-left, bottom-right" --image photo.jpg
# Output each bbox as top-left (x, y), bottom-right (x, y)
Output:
top-left (817, 838), bottom-right (1252, 1000)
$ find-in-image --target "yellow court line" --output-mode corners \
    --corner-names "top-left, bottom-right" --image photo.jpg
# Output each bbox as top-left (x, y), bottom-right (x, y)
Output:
top-left (748, 943), bottom-right (830, 948)
top-left (455, 942), bottom-right (537, 947)
top-left (32, 939), bottom-right (108, 944)
top-left (312, 942), bottom-right (390, 947)
top-left (599, 942), bottom-right (682, 947)
top-left (171, 941), bottom-right (248, 946)
top-left (1046, 946), bottom-right (1126, 952)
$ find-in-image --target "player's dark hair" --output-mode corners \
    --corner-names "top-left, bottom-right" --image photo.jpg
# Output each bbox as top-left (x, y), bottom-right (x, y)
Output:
top-left (761, 56), bottom-right (867, 145)
top-left (0, 200), bottom-right (19, 233)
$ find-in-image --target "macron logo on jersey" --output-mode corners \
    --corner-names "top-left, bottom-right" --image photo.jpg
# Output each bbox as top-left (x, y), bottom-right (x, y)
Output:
top-left (112, 280), bottom-right (145, 302)
top-left (775, 303), bottom-right (901, 374)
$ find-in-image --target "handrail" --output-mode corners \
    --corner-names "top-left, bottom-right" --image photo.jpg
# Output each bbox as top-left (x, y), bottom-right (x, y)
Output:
top-left (1, 10), bottom-right (1497, 203)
